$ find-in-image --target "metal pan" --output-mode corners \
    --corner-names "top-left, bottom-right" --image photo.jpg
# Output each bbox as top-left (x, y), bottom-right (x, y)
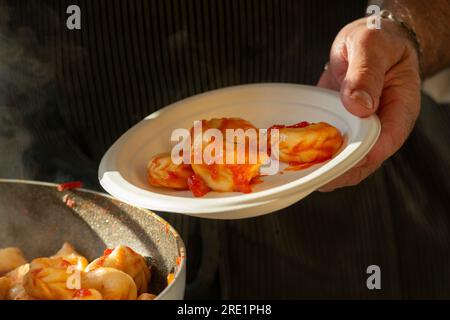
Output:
top-left (0, 179), bottom-right (186, 300)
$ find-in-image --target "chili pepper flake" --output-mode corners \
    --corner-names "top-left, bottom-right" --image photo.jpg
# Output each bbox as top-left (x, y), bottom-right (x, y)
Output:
top-left (57, 181), bottom-right (83, 192)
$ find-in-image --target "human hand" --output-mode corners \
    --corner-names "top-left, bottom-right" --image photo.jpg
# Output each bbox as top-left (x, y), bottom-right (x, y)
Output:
top-left (318, 17), bottom-right (421, 191)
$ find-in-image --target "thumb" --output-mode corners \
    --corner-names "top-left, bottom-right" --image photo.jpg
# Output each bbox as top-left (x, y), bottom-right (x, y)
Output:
top-left (341, 42), bottom-right (389, 117)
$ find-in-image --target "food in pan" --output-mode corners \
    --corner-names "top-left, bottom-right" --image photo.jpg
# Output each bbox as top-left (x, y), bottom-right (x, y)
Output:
top-left (52, 242), bottom-right (89, 269)
top-left (147, 118), bottom-right (343, 197)
top-left (0, 277), bottom-right (11, 300)
top-left (23, 257), bottom-right (86, 300)
top-left (79, 268), bottom-right (138, 300)
top-left (2, 263), bottom-right (32, 300)
top-left (138, 293), bottom-right (157, 300)
top-left (85, 245), bottom-right (151, 295)
top-left (0, 248), bottom-right (27, 276)
top-left (0, 243), bottom-right (168, 300)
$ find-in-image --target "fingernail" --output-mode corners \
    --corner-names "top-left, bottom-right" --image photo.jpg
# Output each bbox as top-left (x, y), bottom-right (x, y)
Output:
top-left (350, 90), bottom-right (373, 110)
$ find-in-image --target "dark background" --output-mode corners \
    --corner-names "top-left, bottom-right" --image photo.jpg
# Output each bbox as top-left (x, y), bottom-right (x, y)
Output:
top-left (0, 0), bottom-right (449, 299)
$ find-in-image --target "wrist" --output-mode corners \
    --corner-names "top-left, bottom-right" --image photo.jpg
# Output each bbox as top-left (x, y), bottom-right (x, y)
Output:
top-left (377, 1), bottom-right (450, 77)
top-left (381, 12), bottom-right (422, 75)
top-left (380, 10), bottom-right (422, 57)
top-left (366, 9), bottom-right (423, 76)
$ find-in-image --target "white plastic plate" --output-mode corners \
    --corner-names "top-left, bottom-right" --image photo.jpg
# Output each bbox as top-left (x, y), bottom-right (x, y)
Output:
top-left (99, 84), bottom-right (380, 219)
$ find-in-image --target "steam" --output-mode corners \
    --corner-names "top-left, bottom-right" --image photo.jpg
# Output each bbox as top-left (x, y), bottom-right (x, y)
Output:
top-left (0, 0), bottom-right (54, 179)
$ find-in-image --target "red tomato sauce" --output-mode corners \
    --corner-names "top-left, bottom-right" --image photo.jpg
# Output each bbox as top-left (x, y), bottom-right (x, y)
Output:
top-left (73, 289), bottom-right (92, 299)
top-left (187, 174), bottom-right (211, 197)
top-left (268, 121), bottom-right (311, 131)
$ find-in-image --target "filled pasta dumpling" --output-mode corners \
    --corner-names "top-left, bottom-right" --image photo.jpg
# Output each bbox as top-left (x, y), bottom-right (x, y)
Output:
top-left (0, 277), bottom-right (11, 300)
top-left (23, 256), bottom-right (139, 300)
top-left (23, 257), bottom-right (77, 300)
top-left (4, 263), bottom-right (32, 300)
top-left (0, 248), bottom-right (27, 276)
top-left (138, 293), bottom-right (157, 300)
top-left (86, 246), bottom-right (151, 295)
top-left (52, 242), bottom-right (89, 271)
top-left (190, 118), bottom-right (264, 195)
top-left (273, 122), bottom-right (343, 165)
top-left (147, 153), bottom-right (194, 190)
top-left (0, 244), bottom-right (159, 300)
top-left (81, 268), bottom-right (137, 300)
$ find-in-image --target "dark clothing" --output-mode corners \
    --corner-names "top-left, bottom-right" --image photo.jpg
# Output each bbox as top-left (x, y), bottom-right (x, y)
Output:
top-left (1, 0), bottom-right (450, 299)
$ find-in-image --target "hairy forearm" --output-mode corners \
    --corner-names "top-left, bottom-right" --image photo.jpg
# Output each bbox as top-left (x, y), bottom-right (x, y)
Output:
top-left (370, 0), bottom-right (450, 77)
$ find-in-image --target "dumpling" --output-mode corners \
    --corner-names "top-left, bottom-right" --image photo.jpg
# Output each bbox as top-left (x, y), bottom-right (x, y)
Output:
top-left (85, 246), bottom-right (151, 295)
top-left (23, 257), bottom-right (76, 300)
top-left (191, 162), bottom-right (261, 194)
top-left (0, 248), bottom-right (27, 276)
top-left (138, 293), bottom-right (157, 300)
top-left (81, 268), bottom-right (137, 300)
top-left (52, 242), bottom-right (88, 271)
top-left (0, 277), bottom-right (11, 300)
top-left (4, 264), bottom-right (30, 300)
top-left (5, 263), bottom-right (30, 284)
top-left (6, 283), bottom-right (36, 300)
top-left (190, 118), bottom-right (263, 194)
top-left (147, 153), bottom-right (194, 190)
top-left (24, 256), bottom-right (138, 300)
top-left (1, 249), bottom-right (30, 300)
top-left (53, 242), bottom-right (81, 258)
top-left (274, 122), bottom-right (343, 164)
